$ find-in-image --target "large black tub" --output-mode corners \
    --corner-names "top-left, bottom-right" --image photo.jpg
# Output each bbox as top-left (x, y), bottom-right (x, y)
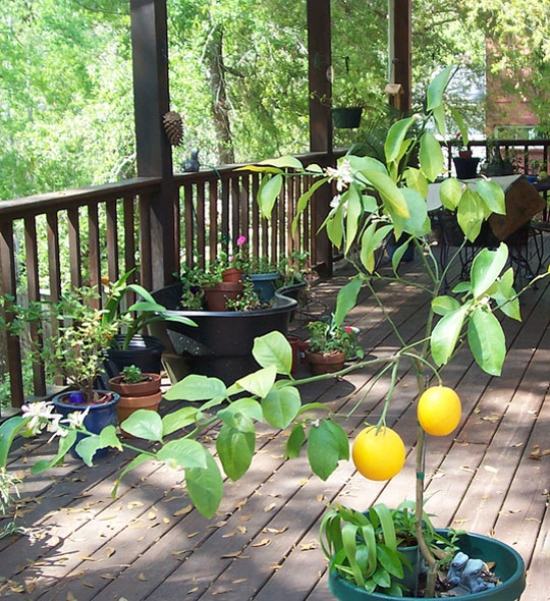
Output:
top-left (151, 283), bottom-right (297, 384)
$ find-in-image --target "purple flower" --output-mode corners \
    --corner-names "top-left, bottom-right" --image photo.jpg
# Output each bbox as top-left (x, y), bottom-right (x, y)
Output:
top-left (236, 235), bottom-right (247, 247)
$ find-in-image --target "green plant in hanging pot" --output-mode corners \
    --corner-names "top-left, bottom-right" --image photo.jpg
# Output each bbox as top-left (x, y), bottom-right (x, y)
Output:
top-left (332, 56), bottom-right (365, 129)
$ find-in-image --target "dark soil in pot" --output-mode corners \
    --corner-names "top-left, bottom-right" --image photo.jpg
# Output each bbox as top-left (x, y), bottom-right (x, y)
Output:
top-left (306, 350), bottom-right (345, 375)
top-left (106, 335), bottom-right (164, 376)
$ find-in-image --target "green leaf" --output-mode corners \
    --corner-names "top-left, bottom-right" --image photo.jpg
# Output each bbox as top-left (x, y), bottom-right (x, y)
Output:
top-left (393, 189), bottom-right (431, 238)
top-left (372, 504), bottom-right (397, 551)
top-left (285, 424), bottom-right (306, 459)
top-left (120, 409), bottom-right (163, 442)
top-left (364, 169), bottom-right (409, 219)
top-left (258, 173), bottom-right (283, 219)
top-left (347, 155), bottom-right (387, 177)
top-left (384, 117), bottom-right (414, 163)
top-left (404, 168), bottom-right (428, 198)
top-left (126, 300), bottom-right (169, 314)
top-left (297, 402), bottom-right (330, 416)
top-left (185, 452), bottom-right (223, 519)
top-left (112, 453), bottom-right (151, 497)
top-left (467, 308), bottom-right (506, 376)
top-left (372, 566), bottom-right (391, 589)
top-left (219, 398), bottom-right (263, 422)
top-left (342, 523), bottom-right (365, 587)
top-left (0, 416), bottom-right (26, 466)
top-left (31, 430), bottom-right (77, 474)
top-left (216, 423), bottom-right (255, 480)
top-left (427, 65), bottom-right (454, 111)
top-left (457, 189), bottom-right (484, 242)
top-left (391, 239), bottom-right (411, 273)
top-left (377, 544), bottom-right (404, 579)
top-left (307, 419), bottom-right (349, 481)
top-left (440, 178), bottom-right (463, 211)
top-left (162, 407), bottom-right (199, 436)
top-left (360, 224), bottom-right (393, 273)
top-left (430, 305), bottom-right (468, 366)
top-left (452, 281), bottom-right (471, 294)
top-left (156, 439), bottom-right (208, 470)
top-left (74, 435), bottom-right (102, 467)
top-left (451, 108), bottom-right (469, 146)
top-left (292, 177), bottom-right (328, 234)
top-left (99, 425), bottom-right (122, 451)
top-left (433, 105), bottom-right (446, 137)
top-left (256, 156), bottom-right (303, 169)
top-left (236, 365), bottom-right (277, 398)
top-left (164, 374), bottom-right (227, 402)
top-left (326, 203), bottom-right (344, 247)
top-left (491, 268), bottom-right (521, 321)
top-left (334, 277), bottom-right (362, 327)
top-left (470, 243), bottom-right (509, 298)
top-left (419, 132), bottom-right (445, 181)
top-left (362, 194), bottom-right (378, 212)
top-left (262, 386), bottom-right (301, 429)
top-left (345, 185), bottom-right (363, 254)
top-left (431, 295), bottom-right (461, 316)
top-left (476, 179), bottom-right (506, 215)
top-left (252, 331), bottom-right (292, 375)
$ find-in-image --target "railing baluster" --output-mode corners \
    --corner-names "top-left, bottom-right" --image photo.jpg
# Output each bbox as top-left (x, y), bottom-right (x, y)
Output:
top-left (24, 216), bottom-right (47, 396)
top-left (0, 220), bottom-right (24, 408)
top-left (221, 178), bottom-right (230, 252)
top-left (173, 186), bottom-right (181, 274)
top-left (88, 204), bottom-right (101, 304)
top-left (106, 199), bottom-right (119, 282)
top-left (209, 180), bottom-right (218, 264)
top-left (230, 177), bottom-right (240, 245)
top-left (139, 192), bottom-right (152, 290)
top-left (184, 184), bottom-right (194, 268)
top-left (46, 211), bottom-right (63, 386)
top-left (251, 174), bottom-right (260, 259)
top-left (196, 182), bottom-right (206, 268)
top-left (240, 175), bottom-right (249, 246)
top-left (67, 207), bottom-right (82, 288)
top-left (123, 196), bottom-right (136, 278)
top-left (279, 178), bottom-right (286, 259)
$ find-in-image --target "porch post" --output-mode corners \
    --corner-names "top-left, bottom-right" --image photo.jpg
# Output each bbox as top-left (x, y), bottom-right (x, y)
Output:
top-left (130, 0), bottom-right (176, 288)
top-left (388, 0), bottom-right (412, 113)
top-left (307, 0), bottom-right (333, 277)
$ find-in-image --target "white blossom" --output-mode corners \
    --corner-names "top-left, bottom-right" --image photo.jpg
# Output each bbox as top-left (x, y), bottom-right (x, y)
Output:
top-left (326, 159), bottom-right (354, 192)
top-left (21, 402), bottom-right (60, 435)
top-left (62, 408), bottom-right (90, 430)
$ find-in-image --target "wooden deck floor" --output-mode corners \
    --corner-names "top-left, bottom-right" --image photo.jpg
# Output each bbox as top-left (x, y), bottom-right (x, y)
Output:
top-left (1, 257), bottom-right (549, 601)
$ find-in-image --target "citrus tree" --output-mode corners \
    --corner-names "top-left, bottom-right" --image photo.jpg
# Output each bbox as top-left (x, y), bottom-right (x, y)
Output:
top-left (2, 66), bottom-right (548, 594)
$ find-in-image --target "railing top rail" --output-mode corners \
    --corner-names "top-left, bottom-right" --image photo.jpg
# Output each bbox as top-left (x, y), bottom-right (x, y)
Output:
top-left (173, 151), bottom-right (335, 185)
top-left (0, 176), bottom-right (162, 219)
top-left (462, 139), bottom-right (550, 146)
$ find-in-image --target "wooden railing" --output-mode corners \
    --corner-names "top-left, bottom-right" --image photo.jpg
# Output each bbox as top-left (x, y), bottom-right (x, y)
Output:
top-left (0, 152), bottom-right (333, 412)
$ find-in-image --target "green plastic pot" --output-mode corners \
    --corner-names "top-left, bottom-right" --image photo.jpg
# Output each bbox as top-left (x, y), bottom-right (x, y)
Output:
top-left (328, 531), bottom-right (525, 600)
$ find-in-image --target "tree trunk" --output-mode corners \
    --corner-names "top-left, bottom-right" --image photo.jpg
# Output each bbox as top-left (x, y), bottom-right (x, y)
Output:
top-left (204, 24), bottom-right (235, 165)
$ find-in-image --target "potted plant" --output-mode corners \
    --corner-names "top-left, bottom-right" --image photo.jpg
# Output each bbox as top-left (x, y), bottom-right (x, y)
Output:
top-left (221, 235), bottom-right (248, 282)
top-left (332, 57), bottom-right (364, 129)
top-left (248, 256), bottom-right (281, 303)
top-left (108, 365), bottom-right (162, 433)
top-left (103, 270), bottom-right (197, 374)
top-left (306, 317), bottom-right (363, 375)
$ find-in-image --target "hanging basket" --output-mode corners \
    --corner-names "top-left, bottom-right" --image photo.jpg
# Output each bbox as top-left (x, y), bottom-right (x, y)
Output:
top-left (332, 107), bottom-right (363, 129)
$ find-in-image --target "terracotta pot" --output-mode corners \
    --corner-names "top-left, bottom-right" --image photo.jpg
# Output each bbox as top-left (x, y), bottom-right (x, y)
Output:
top-left (203, 281), bottom-right (244, 311)
top-left (287, 335), bottom-right (309, 374)
top-left (109, 373), bottom-right (162, 433)
top-left (222, 268), bottom-right (243, 283)
top-left (306, 350), bottom-right (345, 375)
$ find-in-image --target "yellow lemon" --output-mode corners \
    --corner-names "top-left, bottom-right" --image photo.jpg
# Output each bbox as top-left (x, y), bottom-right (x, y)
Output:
top-left (417, 386), bottom-right (462, 436)
top-left (352, 426), bottom-right (406, 481)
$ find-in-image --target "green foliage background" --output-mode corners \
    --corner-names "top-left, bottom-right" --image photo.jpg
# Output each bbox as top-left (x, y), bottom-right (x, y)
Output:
top-left (0, 0), bottom-right (548, 201)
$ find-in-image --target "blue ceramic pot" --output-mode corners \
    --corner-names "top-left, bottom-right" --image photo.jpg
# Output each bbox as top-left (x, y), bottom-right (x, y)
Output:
top-left (52, 390), bottom-right (120, 459)
top-left (250, 272), bottom-right (280, 303)
top-left (328, 530), bottom-right (525, 600)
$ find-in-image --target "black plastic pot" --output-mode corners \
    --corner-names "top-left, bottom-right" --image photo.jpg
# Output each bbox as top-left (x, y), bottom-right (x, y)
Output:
top-left (332, 107), bottom-right (363, 129)
top-left (151, 284), bottom-right (297, 385)
top-left (329, 530), bottom-right (525, 600)
top-left (453, 157), bottom-right (480, 180)
top-left (106, 335), bottom-right (164, 377)
top-left (250, 272), bottom-right (280, 303)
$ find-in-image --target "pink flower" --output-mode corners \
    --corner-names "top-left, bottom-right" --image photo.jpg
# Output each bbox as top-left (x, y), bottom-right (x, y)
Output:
top-left (236, 235), bottom-right (247, 247)
top-left (344, 326), bottom-right (353, 334)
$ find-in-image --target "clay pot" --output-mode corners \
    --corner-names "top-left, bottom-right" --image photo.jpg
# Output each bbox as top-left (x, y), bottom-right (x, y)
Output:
top-left (203, 281), bottom-right (244, 311)
top-left (109, 373), bottom-right (162, 433)
top-left (306, 350), bottom-right (345, 375)
top-left (222, 268), bottom-right (243, 283)
top-left (287, 335), bottom-right (309, 374)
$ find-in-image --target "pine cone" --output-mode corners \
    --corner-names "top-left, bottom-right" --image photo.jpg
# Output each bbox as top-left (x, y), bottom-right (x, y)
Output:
top-left (163, 111), bottom-right (183, 146)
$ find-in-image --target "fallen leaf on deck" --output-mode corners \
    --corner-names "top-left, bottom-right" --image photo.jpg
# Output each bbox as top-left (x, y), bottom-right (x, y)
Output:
top-left (101, 574), bottom-right (115, 580)
top-left (8, 580), bottom-right (25, 593)
top-left (460, 465), bottom-right (475, 472)
top-left (221, 551), bottom-right (242, 559)
top-left (127, 501), bottom-right (144, 509)
top-left (171, 549), bottom-right (190, 557)
top-left (298, 478), bottom-right (308, 486)
top-left (79, 556), bottom-right (97, 561)
top-left (81, 581), bottom-right (95, 589)
top-left (23, 579), bottom-right (37, 593)
top-left (300, 542), bottom-right (317, 551)
top-left (264, 526), bottom-right (288, 535)
top-left (104, 547), bottom-right (116, 558)
top-left (237, 526), bottom-right (247, 534)
top-left (264, 502), bottom-right (277, 512)
top-left (232, 578), bottom-right (247, 584)
top-left (483, 465), bottom-right (498, 474)
top-left (481, 415), bottom-right (499, 423)
top-left (138, 573), bottom-right (147, 581)
top-left (212, 587), bottom-right (233, 595)
top-left (173, 505), bottom-right (193, 517)
top-left (147, 511), bottom-right (157, 520)
top-left (238, 514), bottom-right (252, 523)
top-left (187, 587), bottom-right (199, 594)
top-left (251, 538), bottom-right (271, 548)
top-left (187, 531), bottom-right (200, 538)
top-left (66, 592), bottom-right (78, 601)
top-left (163, 517), bottom-right (170, 524)
top-left (213, 520), bottom-right (228, 528)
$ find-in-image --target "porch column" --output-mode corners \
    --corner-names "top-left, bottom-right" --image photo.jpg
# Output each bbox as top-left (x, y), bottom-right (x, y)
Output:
top-left (388, 0), bottom-right (412, 113)
top-left (307, 0), bottom-right (333, 277)
top-left (130, 0), bottom-right (176, 288)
